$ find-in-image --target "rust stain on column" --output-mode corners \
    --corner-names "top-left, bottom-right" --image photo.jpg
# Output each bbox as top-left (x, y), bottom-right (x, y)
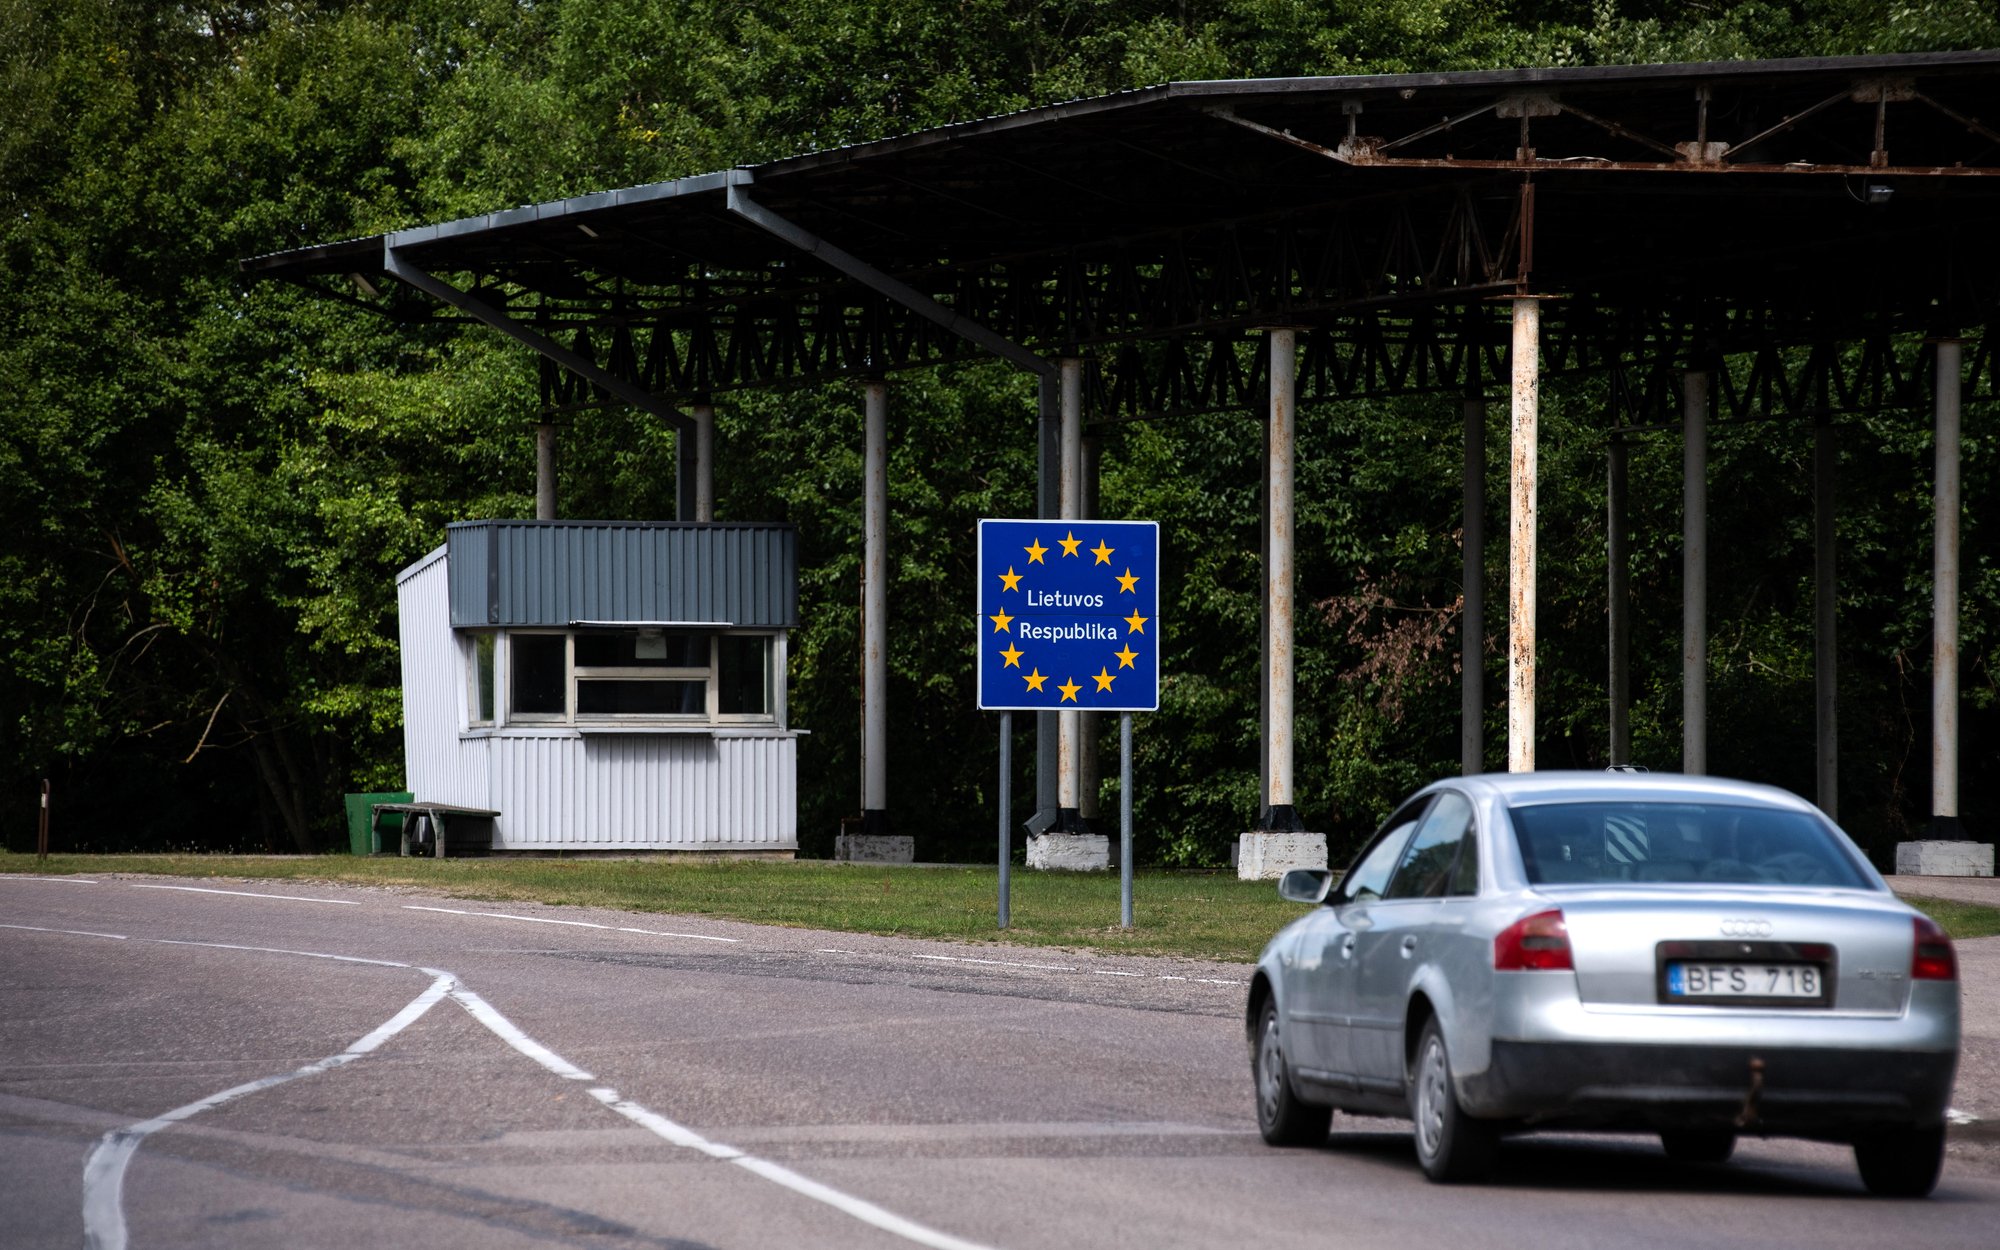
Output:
top-left (1508, 298), bottom-right (1538, 773)
top-left (1268, 329), bottom-right (1297, 809)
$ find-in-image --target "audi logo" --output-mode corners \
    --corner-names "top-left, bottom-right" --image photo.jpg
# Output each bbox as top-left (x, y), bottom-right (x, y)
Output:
top-left (1720, 919), bottom-right (1774, 938)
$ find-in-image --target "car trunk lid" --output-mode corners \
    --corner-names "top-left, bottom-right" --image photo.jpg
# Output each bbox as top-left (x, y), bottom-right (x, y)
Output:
top-left (1549, 887), bottom-right (1917, 1014)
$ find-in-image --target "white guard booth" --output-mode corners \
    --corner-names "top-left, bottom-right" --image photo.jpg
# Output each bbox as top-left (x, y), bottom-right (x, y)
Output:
top-left (396, 519), bottom-right (800, 854)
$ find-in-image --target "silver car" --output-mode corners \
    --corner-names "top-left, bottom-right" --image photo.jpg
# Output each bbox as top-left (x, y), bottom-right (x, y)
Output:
top-left (1247, 772), bottom-right (1960, 1195)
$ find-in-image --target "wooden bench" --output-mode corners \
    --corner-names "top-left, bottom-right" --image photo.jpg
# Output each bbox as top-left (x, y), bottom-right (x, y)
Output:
top-left (369, 802), bottom-right (500, 859)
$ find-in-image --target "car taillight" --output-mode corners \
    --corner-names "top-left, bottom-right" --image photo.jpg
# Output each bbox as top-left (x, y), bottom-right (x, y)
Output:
top-left (1495, 908), bottom-right (1572, 971)
top-left (1911, 915), bottom-right (1957, 981)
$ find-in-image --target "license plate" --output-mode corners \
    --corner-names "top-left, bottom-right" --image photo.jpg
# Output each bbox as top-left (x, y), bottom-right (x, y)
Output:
top-left (1666, 962), bottom-right (1823, 1000)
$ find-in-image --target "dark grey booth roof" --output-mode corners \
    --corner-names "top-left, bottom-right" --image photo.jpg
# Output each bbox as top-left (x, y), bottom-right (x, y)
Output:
top-left (446, 520), bottom-right (799, 631)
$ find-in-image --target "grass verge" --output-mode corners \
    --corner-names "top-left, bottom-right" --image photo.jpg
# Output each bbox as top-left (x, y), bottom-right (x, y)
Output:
top-left (9, 854), bottom-right (1999, 959)
top-left (0, 853), bottom-right (1302, 962)
top-left (1899, 895), bottom-right (2000, 940)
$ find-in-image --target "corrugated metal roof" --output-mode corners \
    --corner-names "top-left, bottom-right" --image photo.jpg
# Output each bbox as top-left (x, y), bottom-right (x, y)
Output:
top-left (242, 51), bottom-right (2000, 405)
top-left (445, 520), bottom-right (798, 630)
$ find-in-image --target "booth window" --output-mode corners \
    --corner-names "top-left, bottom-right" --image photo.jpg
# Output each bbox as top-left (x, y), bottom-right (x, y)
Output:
top-left (486, 628), bottom-right (778, 726)
top-left (468, 633), bottom-right (496, 725)
top-left (718, 635), bottom-right (771, 716)
top-left (510, 633), bottom-right (569, 718)
top-left (573, 627), bottom-right (708, 718)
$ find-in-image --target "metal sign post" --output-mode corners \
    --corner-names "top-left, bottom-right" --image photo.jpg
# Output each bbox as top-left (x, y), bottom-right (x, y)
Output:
top-left (1120, 713), bottom-right (1133, 928)
top-left (38, 779), bottom-right (50, 862)
top-left (978, 518), bottom-right (1158, 928)
top-left (997, 711), bottom-right (1012, 929)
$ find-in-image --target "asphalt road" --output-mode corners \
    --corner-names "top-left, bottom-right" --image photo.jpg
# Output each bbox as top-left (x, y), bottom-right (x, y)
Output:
top-left (3, 874), bottom-right (1997, 1250)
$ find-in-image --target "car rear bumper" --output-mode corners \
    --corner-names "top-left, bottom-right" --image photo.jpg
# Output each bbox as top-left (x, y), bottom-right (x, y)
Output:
top-left (1459, 1039), bottom-right (1957, 1135)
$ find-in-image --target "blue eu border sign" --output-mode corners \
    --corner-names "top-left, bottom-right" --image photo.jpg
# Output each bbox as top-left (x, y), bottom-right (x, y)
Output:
top-left (976, 519), bottom-right (1159, 712)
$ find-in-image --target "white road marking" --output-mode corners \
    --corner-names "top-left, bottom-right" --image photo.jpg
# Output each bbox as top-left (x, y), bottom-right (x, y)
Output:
top-left (911, 953), bottom-right (1076, 971)
top-left (403, 904), bottom-right (738, 942)
top-left (38, 925), bottom-right (997, 1250)
top-left (1, 922), bottom-right (128, 940)
top-left (821, 946), bottom-right (1242, 987)
top-left (588, 1089), bottom-right (998, 1250)
top-left (616, 925), bottom-right (739, 943)
top-left (0, 875), bottom-right (99, 884)
top-left (127, 883), bottom-right (361, 905)
top-left (80, 973), bottom-right (452, 1250)
top-left (152, 939), bottom-right (415, 969)
top-left (441, 980), bottom-right (597, 1082)
top-left (732, 1155), bottom-right (997, 1250)
top-left (443, 980), bottom-right (998, 1248)
top-left (1947, 1107), bottom-right (1979, 1125)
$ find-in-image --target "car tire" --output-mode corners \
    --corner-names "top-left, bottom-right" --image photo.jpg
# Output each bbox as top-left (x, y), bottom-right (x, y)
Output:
top-left (1854, 1124), bottom-right (1946, 1197)
top-left (1253, 999), bottom-right (1331, 1146)
top-left (1659, 1128), bottom-right (1736, 1163)
top-left (1409, 1017), bottom-right (1498, 1183)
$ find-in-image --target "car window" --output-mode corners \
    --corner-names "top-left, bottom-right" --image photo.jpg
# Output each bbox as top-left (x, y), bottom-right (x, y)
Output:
top-left (1385, 792), bottom-right (1474, 900)
top-left (1334, 799), bottom-right (1430, 905)
top-left (1447, 815), bottom-right (1480, 896)
top-left (1510, 801), bottom-right (1871, 888)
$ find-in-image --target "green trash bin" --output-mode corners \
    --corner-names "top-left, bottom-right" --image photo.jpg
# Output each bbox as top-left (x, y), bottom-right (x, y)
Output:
top-left (344, 792), bottom-right (412, 855)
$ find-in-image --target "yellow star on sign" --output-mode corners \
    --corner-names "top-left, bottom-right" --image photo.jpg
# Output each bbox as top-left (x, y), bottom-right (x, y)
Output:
top-left (1058, 676), bottom-right (1082, 702)
top-left (1093, 668), bottom-right (1115, 692)
top-left (1024, 538), bottom-right (1048, 564)
top-left (998, 566), bottom-right (1022, 591)
top-left (1000, 643), bottom-right (1024, 668)
top-left (1114, 644), bottom-right (1138, 669)
top-left (1023, 668), bottom-right (1047, 693)
top-left (989, 608), bottom-right (1014, 632)
top-left (1123, 610), bottom-right (1149, 634)
top-left (1116, 567), bottom-right (1140, 594)
top-left (1058, 531), bottom-right (1082, 557)
top-left (1091, 539), bottom-right (1114, 565)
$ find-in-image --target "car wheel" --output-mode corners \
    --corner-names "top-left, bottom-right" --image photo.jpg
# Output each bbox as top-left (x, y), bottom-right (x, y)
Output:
top-left (1659, 1128), bottom-right (1736, 1163)
top-left (1253, 999), bottom-right (1331, 1146)
top-left (1854, 1124), bottom-right (1946, 1197)
top-left (1409, 1017), bottom-right (1497, 1183)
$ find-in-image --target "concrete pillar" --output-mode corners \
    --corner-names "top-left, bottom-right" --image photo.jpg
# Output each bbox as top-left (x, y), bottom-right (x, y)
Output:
top-left (1608, 431), bottom-right (1630, 766)
top-left (1933, 340), bottom-right (1962, 836)
top-left (1682, 370), bottom-right (1708, 776)
top-left (1029, 359), bottom-right (1108, 869)
top-left (692, 403), bottom-right (715, 522)
top-left (836, 379), bottom-right (908, 861)
top-left (1814, 415), bottom-right (1838, 819)
top-left (535, 422), bottom-right (557, 520)
top-left (1238, 329), bottom-right (1325, 880)
top-left (1263, 328), bottom-right (1300, 828)
top-left (1898, 340), bottom-right (1992, 875)
top-left (1033, 372), bottom-right (1060, 836)
top-left (1507, 298), bottom-right (1539, 773)
top-left (1079, 436), bottom-right (1102, 827)
top-left (860, 379), bottom-right (890, 833)
top-left (1463, 394), bottom-right (1486, 775)
top-left (1057, 357), bottom-right (1083, 826)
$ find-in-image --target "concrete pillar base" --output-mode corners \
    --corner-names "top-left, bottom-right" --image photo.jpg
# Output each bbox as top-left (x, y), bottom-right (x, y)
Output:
top-left (834, 834), bottom-right (914, 863)
top-left (1237, 831), bottom-right (1328, 881)
top-left (1027, 833), bottom-right (1109, 871)
top-left (1894, 841), bottom-right (1994, 877)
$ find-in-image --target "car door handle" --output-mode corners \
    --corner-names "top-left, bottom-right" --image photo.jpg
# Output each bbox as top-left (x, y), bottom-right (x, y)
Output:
top-left (1339, 935), bottom-right (1356, 959)
top-left (1400, 936), bottom-right (1418, 957)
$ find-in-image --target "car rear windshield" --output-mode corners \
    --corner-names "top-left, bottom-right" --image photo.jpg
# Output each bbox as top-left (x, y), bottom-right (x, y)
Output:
top-left (1509, 801), bottom-right (1872, 888)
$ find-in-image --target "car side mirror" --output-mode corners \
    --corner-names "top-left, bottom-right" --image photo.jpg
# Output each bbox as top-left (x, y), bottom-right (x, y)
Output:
top-left (1277, 868), bottom-right (1332, 905)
